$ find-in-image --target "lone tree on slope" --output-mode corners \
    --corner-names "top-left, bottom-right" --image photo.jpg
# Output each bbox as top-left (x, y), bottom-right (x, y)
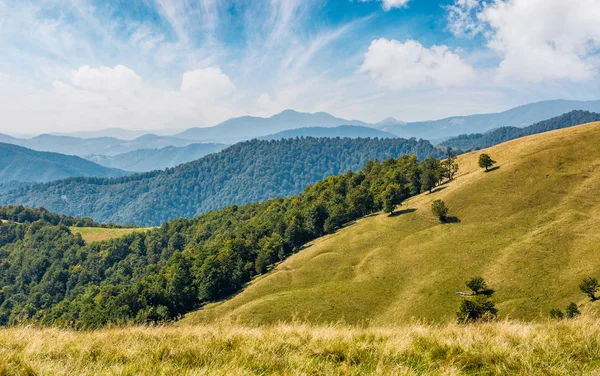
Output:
top-left (431, 199), bottom-right (449, 222)
top-left (443, 148), bottom-right (460, 181)
top-left (466, 276), bottom-right (494, 296)
top-left (579, 277), bottom-right (599, 301)
top-left (478, 153), bottom-right (496, 172)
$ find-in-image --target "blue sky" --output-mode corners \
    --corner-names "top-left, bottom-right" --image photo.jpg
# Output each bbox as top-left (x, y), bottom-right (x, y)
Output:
top-left (0, 0), bottom-right (599, 133)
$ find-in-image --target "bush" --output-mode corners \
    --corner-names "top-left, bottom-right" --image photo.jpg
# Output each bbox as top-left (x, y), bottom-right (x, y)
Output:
top-left (579, 277), bottom-right (599, 301)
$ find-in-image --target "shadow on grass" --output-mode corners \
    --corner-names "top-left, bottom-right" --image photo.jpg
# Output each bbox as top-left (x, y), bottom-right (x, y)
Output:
top-left (389, 208), bottom-right (417, 217)
top-left (429, 186), bottom-right (448, 194)
top-left (441, 216), bottom-right (461, 224)
top-left (485, 166), bottom-right (501, 173)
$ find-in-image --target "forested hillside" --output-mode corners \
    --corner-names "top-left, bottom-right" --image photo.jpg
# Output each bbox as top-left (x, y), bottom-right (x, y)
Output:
top-left (0, 142), bottom-right (127, 183)
top-left (0, 151), bottom-right (450, 327)
top-left (260, 125), bottom-right (397, 140)
top-left (441, 110), bottom-right (600, 150)
top-left (1, 137), bottom-right (443, 226)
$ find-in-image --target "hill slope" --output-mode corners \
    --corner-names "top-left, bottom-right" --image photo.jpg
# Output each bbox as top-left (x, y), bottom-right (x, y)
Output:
top-left (0, 143), bottom-right (127, 183)
top-left (441, 110), bottom-right (600, 150)
top-left (379, 99), bottom-right (600, 139)
top-left (87, 143), bottom-right (227, 172)
top-left (183, 121), bottom-right (600, 325)
top-left (259, 125), bottom-right (397, 140)
top-left (1, 137), bottom-right (442, 225)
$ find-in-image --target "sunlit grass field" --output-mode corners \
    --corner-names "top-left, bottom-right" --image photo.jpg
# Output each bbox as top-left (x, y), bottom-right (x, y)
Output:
top-left (2, 319), bottom-right (600, 375)
top-left (69, 227), bottom-right (152, 243)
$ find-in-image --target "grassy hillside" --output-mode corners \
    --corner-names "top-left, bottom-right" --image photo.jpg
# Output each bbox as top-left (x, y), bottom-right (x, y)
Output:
top-left (185, 121), bottom-right (600, 325)
top-left (2, 319), bottom-right (600, 375)
top-left (69, 227), bottom-right (151, 243)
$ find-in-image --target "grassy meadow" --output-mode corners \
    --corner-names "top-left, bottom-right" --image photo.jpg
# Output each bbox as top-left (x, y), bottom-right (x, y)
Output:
top-left (69, 227), bottom-right (152, 243)
top-left (2, 319), bottom-right (600, 375)
top-left (184, 121), bottom-right (600, 325)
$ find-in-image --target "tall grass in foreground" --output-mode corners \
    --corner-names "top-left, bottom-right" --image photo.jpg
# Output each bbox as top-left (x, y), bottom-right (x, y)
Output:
top-left (2, 319), bottom-right (600, 375)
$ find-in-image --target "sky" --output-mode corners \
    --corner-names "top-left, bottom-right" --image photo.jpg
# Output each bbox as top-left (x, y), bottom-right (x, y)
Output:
top-left (0, 0), bottom-right (599, 134)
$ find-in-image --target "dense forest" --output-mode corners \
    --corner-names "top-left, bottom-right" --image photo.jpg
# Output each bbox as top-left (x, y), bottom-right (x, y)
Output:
top-left (441, 111), bottom-right (600, 150)
top-left (0, 153), bottom-right (451, 328)
top-left (1, 137), bottom-right (444, 226)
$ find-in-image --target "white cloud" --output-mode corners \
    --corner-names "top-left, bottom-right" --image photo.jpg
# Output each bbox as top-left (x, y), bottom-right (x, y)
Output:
top-left (446, 0), bottom-right (484, 38)
top-left (180, 67), bottom-right (235, 101)
top-left (0, 65), bottom-right (243, 133)
top-left (363, 0), bottom-right (410, 11)
top-left (360, 39), bottom-right (476, 90)
top-left (70, 65), bottom-right (143, 93)
top-left (448, 0), bottom-right (600, 82)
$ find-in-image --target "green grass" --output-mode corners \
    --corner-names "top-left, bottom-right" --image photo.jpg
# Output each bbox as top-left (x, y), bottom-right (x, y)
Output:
top-left (3, 319), bottom-right (600, 375)
top-left (183, 122), bottom-right (600, 325)
top-left (69, 227), bottom-right (151, 243)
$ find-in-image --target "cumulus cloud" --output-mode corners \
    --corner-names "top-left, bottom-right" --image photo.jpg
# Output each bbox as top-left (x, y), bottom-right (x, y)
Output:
top-left (448, 0), bottom-right (600, 82)
top-left (360, 39), bottom-right (476, 90)
top-left (70, 65), bottom-right (143, 93)
top-left (180, 67), bottom-right (236, 101)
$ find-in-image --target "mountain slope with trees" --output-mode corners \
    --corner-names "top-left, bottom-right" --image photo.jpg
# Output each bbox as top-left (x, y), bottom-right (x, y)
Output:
top-left (0, 149), bottom-right (449, 327)
top-left (0, 137), bottom-right (444, 226)
top-left (184, 121), bottom-right (600, 325)
top-left (0, 142), bottom-right (127, 183)
top-left (441, 110), bottom-right (600, 150)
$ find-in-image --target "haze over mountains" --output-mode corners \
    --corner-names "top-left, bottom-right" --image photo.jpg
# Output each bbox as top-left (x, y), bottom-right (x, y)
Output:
top-left (88, 143), bottom-right (227, 172)
top-left (2, 99), bottom-right (599, 162)
top-left (0, 143), bottom-right (126, 183)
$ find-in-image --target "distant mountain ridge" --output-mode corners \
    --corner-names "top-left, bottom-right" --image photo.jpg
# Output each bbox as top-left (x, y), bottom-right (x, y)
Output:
top-left (0, 142), bottom-right (127, 183)
top-left (87, 143), bottom-right (227, 172)
top-left (1, 137), bottom-right (444, 226)
top-left (176, 110), bottom-right (370, 143)
top-left (0, 133), bottom-right (194, 157)
top-left (375, 99), bottom-right (600, 139)
top-left (440, 110), bottom-right (600, 150)
top-left (259, 125), bottom-right (398, 140)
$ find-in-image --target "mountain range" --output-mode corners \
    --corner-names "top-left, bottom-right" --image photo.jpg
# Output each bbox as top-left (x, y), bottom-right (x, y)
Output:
top-left (375, 99), bottom-right (600, 139)
top-left (0, 137), bottom-right (443, 225)
top-left (2, 100), bottom-right (600, 160)
top-left (441, 110), bottom-right (600, 150)
top-left (175, 109), bottom-right (370, 143)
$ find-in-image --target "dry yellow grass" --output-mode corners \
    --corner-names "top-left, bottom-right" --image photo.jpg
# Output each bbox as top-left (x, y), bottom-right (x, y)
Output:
top-left (70, 227), bottom-right (151, 243)
top-left (184, 122), bottom-right (600, 325)
top-left (2, 319), bottom-right (600, 375)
